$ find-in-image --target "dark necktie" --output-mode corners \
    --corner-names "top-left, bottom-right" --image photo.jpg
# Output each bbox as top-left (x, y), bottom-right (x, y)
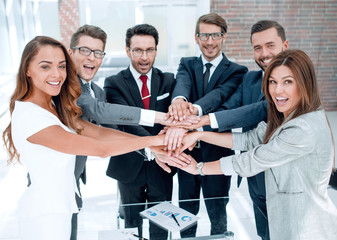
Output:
top-left (140, 75), bottom-right (150, 109)
top-left (84, 82), bottom-right (91, 93)
top-left (203, 63), bottom-right (212, 94)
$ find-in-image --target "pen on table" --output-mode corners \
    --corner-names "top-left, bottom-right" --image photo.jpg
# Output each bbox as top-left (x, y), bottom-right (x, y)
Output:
top-left (131, 233), bottom-right (148, 240)
top-left (171, 213), bottom-right (180, 227)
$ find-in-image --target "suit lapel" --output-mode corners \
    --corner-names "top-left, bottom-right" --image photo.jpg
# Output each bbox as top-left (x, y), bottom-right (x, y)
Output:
top-left (206, 53), bottom-right (229, 93)
top-left (149, 68), bottom-right (160, 110)
top-left (124, 68), bottom-right (144, 108)
top-left (195, 57), bottom-right (204, 98)
top-left (257, 72), bottom-right (265, 101)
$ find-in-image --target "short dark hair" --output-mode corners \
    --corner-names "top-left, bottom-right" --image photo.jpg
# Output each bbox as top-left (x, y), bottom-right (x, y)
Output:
top-left (250, 20), bottom-right (286, 43)
top-left (70, 24), bottom-right (107, 50)
top-left (125, 24), bottom-right (159, 48)
top-left (195, 13), bottom-right (227, 35)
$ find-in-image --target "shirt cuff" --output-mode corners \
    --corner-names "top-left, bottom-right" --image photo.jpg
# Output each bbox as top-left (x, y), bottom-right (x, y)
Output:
top-left (192, 104), bottom-right (203, 116)
top-left (209, 113), bottom-right (219, 129)
top-left (220, 156), bottom-right (236, 176)
top-left (171, 96), bottom-right (187, 103)
top-left (145, 147), bottom-right (155, 161)
top-left (139, 109), bottom-right (155, 127)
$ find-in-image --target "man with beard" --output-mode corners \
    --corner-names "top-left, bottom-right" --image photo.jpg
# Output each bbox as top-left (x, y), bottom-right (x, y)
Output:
top-left (183, 20), bottom-right (289, 240)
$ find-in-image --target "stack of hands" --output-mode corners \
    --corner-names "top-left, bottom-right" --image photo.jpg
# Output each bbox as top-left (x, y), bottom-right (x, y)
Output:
top-left (152, 99), bottom-right (209, 174)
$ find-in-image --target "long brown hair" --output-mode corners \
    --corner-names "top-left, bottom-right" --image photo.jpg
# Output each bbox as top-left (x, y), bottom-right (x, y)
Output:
top-left (262, 49), bottom-right (335, 170)
top-left (2, 36), bottom-right (82, 164)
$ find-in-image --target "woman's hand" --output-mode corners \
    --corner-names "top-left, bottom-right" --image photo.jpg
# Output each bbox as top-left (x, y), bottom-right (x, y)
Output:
top-left (178, 155), bottom-right (198, 175)
top-left (155, 152), bottom-right (192, 173)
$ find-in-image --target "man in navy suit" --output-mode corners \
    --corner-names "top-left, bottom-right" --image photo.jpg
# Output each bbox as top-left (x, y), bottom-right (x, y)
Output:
top-left (186, 20), bottom-right (289, 240)
top-left (104, 24), bottom-right (186, 240)
top-left (168, 13), bottom-right (247, 237)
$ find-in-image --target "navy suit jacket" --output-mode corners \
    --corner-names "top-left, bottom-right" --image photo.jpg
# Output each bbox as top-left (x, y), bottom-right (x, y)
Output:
top-left (172, 54), bottom-right (247, 162)
top-left (214, 70), bottom-right (268, 132)
top-left (172, 53), bottom-right (247, 114)
top-left (104, 67), bottom-right (176, 183)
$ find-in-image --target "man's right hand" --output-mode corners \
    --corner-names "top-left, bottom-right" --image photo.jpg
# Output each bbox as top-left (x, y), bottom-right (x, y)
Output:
top-left (167, 98), bottom-right (195, 121)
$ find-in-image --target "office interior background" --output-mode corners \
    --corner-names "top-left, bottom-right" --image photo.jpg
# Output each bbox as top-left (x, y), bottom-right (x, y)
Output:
top-left (0, 0), bottom-right (337, 239)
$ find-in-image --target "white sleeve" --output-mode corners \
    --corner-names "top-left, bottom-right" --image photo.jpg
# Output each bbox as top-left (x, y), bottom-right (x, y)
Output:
top-left (18, 106), bottom-right (60, 140)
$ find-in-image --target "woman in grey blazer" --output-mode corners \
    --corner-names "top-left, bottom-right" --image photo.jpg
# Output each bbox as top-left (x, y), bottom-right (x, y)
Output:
top-left (178, 49), bottom-right (337, 239)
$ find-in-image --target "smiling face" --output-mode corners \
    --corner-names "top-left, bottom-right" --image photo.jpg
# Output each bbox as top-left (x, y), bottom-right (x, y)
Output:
top-left (195, 23), bottom-right (225, 62)
top-left (268, 65), bottom-right (301, 118)
top-left (69, 35), bottom-right (104, 82)
top-left (26, 45), bottom-right (67, 99)
top-left (126, 34), bottom-right (157, 75)
top-left (251, 27), bottom-right (288, 71)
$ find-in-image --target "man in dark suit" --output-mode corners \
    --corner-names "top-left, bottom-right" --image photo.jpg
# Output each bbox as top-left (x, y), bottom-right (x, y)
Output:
top-left (104, 24), bottom-right (179, 240)
top-left (168, 13), bottom-right (247, 237)
top-left (185, 20), bottom-right (289, 240)
top-left (68, 24), bottom-right (187, 240)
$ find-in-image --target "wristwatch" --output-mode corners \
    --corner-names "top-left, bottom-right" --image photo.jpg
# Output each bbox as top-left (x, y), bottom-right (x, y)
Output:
top-left (196, 162), bottom-right (205, 176)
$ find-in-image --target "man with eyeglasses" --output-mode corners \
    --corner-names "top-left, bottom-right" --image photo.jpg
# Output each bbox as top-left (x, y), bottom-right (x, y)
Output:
top-left (103, 24), bottom-right (179, 240)
top-left (167, 13), bottom-right (247, 238)
top-left (68, 24), bottom-right (191, 240)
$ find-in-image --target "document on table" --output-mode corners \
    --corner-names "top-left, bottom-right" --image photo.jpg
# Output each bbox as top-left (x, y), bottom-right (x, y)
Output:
top-left (140, 201), bottom-right (199, 232)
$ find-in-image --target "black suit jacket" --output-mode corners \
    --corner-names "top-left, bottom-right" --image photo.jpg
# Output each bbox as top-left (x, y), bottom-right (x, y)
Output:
top-left (172, 54), bottom-right (247, 162)
top-left (104, 67), bottom-right (175, 183)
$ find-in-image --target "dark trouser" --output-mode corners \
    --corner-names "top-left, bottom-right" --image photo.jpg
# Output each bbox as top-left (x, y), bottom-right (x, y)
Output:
top-left (247, 172), bottom-right (269, 240)
top-left (70, 213), bottom-right (78, 240)
top-left (178, 169), bottom-right (231, 238)
top-left (118, 161), bottom-right (173, 240)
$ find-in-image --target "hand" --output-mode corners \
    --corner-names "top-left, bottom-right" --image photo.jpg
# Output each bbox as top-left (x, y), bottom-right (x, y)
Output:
top-left (156, 111), bottom-right (200, 128)
top-left (164, 127), bottom-right (188, 151)
top-left (155, 152), bottom-right (192, 173)
top-left (167, 98), bottom-right (194, 121)
top-left (175, 131), bottom-right (200, 155)
top-left (178, 155), bottom-right (198, 175)
top-left (149, 145), bottom-right (167, 156)
top-left (185, 115), bottom-right (211, 129)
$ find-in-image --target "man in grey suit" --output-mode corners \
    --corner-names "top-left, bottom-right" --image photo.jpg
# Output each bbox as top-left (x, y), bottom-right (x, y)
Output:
top-left (68, 24), bottom-right (192, 240)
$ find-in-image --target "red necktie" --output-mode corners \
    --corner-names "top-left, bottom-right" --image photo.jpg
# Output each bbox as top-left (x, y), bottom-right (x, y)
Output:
top-left (140, 75), bottom-right (150, 109)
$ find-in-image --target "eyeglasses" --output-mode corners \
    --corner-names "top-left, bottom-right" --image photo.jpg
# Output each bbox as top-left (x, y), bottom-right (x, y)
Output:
top-left (197, 32), bottom-right (224, 41)
top-left (128, 47), bottom-right (157, 57)
top-left (72, 47), bottom-right (106, 59)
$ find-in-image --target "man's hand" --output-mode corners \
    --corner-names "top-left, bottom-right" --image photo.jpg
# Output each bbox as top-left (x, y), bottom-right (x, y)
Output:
top-left (175, 131), bottom-right (201, 155)
top-left (185, 115), bottom-right (211, 129)
top-left (167, 98), bottom-right (195, 121)
top-left (156, 111), bottom-right (200, 127)
top-left (164, 127), bottom-right (188, 151)
top-left (155, 152), bottom-right (192, 173)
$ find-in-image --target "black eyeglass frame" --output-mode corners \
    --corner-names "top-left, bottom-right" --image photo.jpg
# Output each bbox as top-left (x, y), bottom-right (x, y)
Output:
top-left (128, 47), bottom-right (157, 56)
top-left (71, 47), bottom-right (106, 59)
top-left (196, 32), bottom-right (224, 41)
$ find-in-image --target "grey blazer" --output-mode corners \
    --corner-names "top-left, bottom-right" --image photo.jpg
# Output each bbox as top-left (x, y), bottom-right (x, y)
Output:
top-left (74, 78), bottom-right (142, 208)
top-left (77, 79), bottom-right (142, 126)
top-left (222, 109), bottom-right (337, 239)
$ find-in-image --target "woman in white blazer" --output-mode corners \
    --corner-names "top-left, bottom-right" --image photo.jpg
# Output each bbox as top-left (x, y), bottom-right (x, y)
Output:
top-left (178, 49), bottom-right (337, 240)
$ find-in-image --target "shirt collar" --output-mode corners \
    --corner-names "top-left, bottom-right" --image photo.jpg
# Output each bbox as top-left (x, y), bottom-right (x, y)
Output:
top-left (201, 53), bottom-right (223, 68)
top-left (80, 78), bottom-right (91, 87)
top-left (129, 64), bottom-right (152, 81)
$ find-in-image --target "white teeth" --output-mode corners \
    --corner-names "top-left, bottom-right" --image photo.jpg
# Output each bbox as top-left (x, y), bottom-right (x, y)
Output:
top-left (84, 65), bottom-right (94, 69)
top-left (276, 97), bottom-right (287, 100)
top-left (263, 59), bottom-right (271, 64)
top-left (47, 81), bottom-right (60, 86)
